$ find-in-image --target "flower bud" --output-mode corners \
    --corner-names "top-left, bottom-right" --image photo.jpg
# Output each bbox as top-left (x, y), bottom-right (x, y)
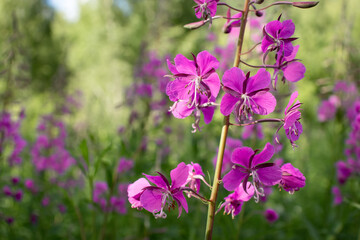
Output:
top-left (255, 11), bottom-right (263, 17)
top-left (184, 20), bottom-right (206, 30)
top-left (292, 1), bottom-right (319, 9)
top-left (255, 0), bottom-right (265, 4)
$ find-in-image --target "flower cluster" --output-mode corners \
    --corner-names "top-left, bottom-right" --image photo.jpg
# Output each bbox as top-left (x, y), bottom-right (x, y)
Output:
top-left (93, 182), bottom-right (129, 214)
top-left (0, 111), bottom-right (27, 165)
top-left (31, 115), bottom-right (75, 174)
top-left (129, 1), bottom-right (314, 229)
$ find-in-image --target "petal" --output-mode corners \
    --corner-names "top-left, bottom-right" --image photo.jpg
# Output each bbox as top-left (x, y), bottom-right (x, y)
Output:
top-left (256, 165), bottom-right (282, 186)
top-left (252, 143), bottom-right (274, 166)
top-left (284, 45), bottom-right (299, 62)
top-left (169, 79), bottom-right (194, 101)
top-left (285, 91), bottom-right (298, 113)
top-left (207, 1), bottom-right (218, 17)
top-left (174, 54), bottom-right (197, 75)
top-left (283, 62), bottom-right (306, 82)
top-left (166, 81), bottom-right (179, 101)
top-left (143, 174), bottom-right (168, 189)
top-left (222, 67), bottom-right (245, 93)
top-left (173, 191), bottom-right (188, 217)
top-left (171, 101), bottom-right (194, 119)
top-left (222, 167), bottom-right (248, 191)
top-left (128, 178), bottom-right (151, 198)
top-left (220, 94), bottom-right (239, 116)
top-left (235, 182), bottom-right (255, 201)
top-left (201, 104), bottom-right (215, 124)
top-left (261, 35), bottom-right (274, 53)
top-left (282, 41), bottom-right (294, 57)
top-left (246, 68), bottom-right (271, 93)
top-left (279, 19), bottom-right (295, 39)
top-left (203, 72), bottom-right (221, 98)
top-left (284, 111), bottom-right (301, 129)
top-left (197, 50), bottom-right (219, 75)
top-left (231, 147), bottom-right (254, 168)
top-left (167, 59), bottom-right (179, 74)
top-left (251, 92), bottom-right (277, 115)
top-left (171, 162), bottom-right (190, 189)
top-left (140, 189), bottom-right (163, 213)
top-left (265, 20), bottom-right (282, 38)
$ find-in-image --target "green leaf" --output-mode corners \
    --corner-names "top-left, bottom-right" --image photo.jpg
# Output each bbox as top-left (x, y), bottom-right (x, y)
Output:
top-left (93, 142), bottom-right (112, 177)
top-left (79, 139), bottom-right (89, 168)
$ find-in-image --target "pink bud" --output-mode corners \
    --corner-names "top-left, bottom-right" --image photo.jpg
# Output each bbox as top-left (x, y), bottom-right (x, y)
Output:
top-left (184, 21), bottom-right (206, 30)
top-left (292, 1), bottom-right (319, 8)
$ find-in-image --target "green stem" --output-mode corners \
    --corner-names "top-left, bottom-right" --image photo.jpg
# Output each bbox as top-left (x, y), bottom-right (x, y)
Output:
top-left (204, 1), bottom-right (251, 239)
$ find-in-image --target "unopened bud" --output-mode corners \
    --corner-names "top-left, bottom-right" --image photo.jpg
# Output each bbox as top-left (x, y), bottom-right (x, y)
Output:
top-left (255, 11), bottom-right (263, 17)
top-left (292, 1), bottom-right (319, 9)
top-left (255, 0), bottom-right (265, 4)
top-left (184, 20), bottom-right (206, 30)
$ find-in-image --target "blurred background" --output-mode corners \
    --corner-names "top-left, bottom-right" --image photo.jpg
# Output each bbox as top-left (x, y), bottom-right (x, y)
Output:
top-left (0, 0), bottom-right (359, 239)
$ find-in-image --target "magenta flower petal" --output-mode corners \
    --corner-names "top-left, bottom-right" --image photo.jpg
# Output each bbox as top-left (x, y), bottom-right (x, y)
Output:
top-left (203, 73), bottom-right (221, 97)
top-left (171, 101), bottom-right (194, 119)
top-left (284, 45), bottom-right (299, 62)
top-left (279, 19), bottom-right (295, 39)
top-left (201, 103), bottom-right (215, 124)
top-left (223, 167), bottom-right (248, 191)
top-left (252, 143), bottom-right (275, 166)
top-left (167, 59), bottom-right (179, 75)
top-left (251, 92), bottom-right (277, 115)
top-left (220, 94), bottom-right (239, 116)
top-left (128, 178), bottom-right (151, 208)
top-left (174, 54), bottom-right (197, 75)
top-left (197, 50), bottom-right (219, 76)
top-left (169, 78), bottom-right (194, 100)
top-left (143, 174), bottom-right (168, 189)
top-left (261, 35), bottom-right (274, 53)
top-left (283, 62), bottom-right (306, 82)
top-left (257, 165), bottom-right (282, 186)
top-left (173, 191), bottom-right (188, 217)
top-left (247, 68), bottom-right (271, 92)
top-left (231, 147), bottom-right (254, 167)
top-left (170, 162), bottom-right (189, 189)
top-left (237, 182), bottom-right (255, 201)
top-left (285, 91), bottom-right (299, 113)
top-left (265, 20), bottom-right (282, 38)
top-left (222, 67), bottom-right (245, 93)
top-left (140, 189), bottom-right (163, 213)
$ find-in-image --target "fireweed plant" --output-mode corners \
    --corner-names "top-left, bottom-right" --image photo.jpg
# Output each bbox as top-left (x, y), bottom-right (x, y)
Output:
top-left (128, 1), bottom-right (319, 239)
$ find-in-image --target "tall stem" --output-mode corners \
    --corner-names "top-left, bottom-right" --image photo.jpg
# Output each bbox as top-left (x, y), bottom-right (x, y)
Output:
top-left (204, 0), bottom-right (251, 239)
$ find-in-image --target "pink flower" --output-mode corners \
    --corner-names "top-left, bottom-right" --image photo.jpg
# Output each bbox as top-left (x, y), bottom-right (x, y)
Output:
top-left (166, 51), bottom-right (220, 106)
top-left (261, 19), bottom-right (297, 57)
top-left (222, 143), bottom-right (282, 201)
top-left (336, 161), bottom-right (352, 185)
top-left (318, 95), bottom-right (340, 122)
top-left (220, 68), bottom-right (276, 121)
top-left (332, 186), bottom-right (342, 205)
top-left (277, 91), bottom-right (303, 147)
top-left (193, 0), bottom-right (219, 20)
top-left (217, 182), bottom-right (254, 219)
top-left (278, 163), bottom-right (306, 193)
top-left (128, 162), bottom-right (189, 218)
top-left (264, 209), bottom-right (279, 223)
top-left (117, 158), bottom-right (134, 174)
top-left (223, 10), bottom-right (242, 34)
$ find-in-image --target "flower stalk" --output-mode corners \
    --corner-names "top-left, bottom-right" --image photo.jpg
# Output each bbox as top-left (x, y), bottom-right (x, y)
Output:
top-left (204, 0), bottom-right (251, 239)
